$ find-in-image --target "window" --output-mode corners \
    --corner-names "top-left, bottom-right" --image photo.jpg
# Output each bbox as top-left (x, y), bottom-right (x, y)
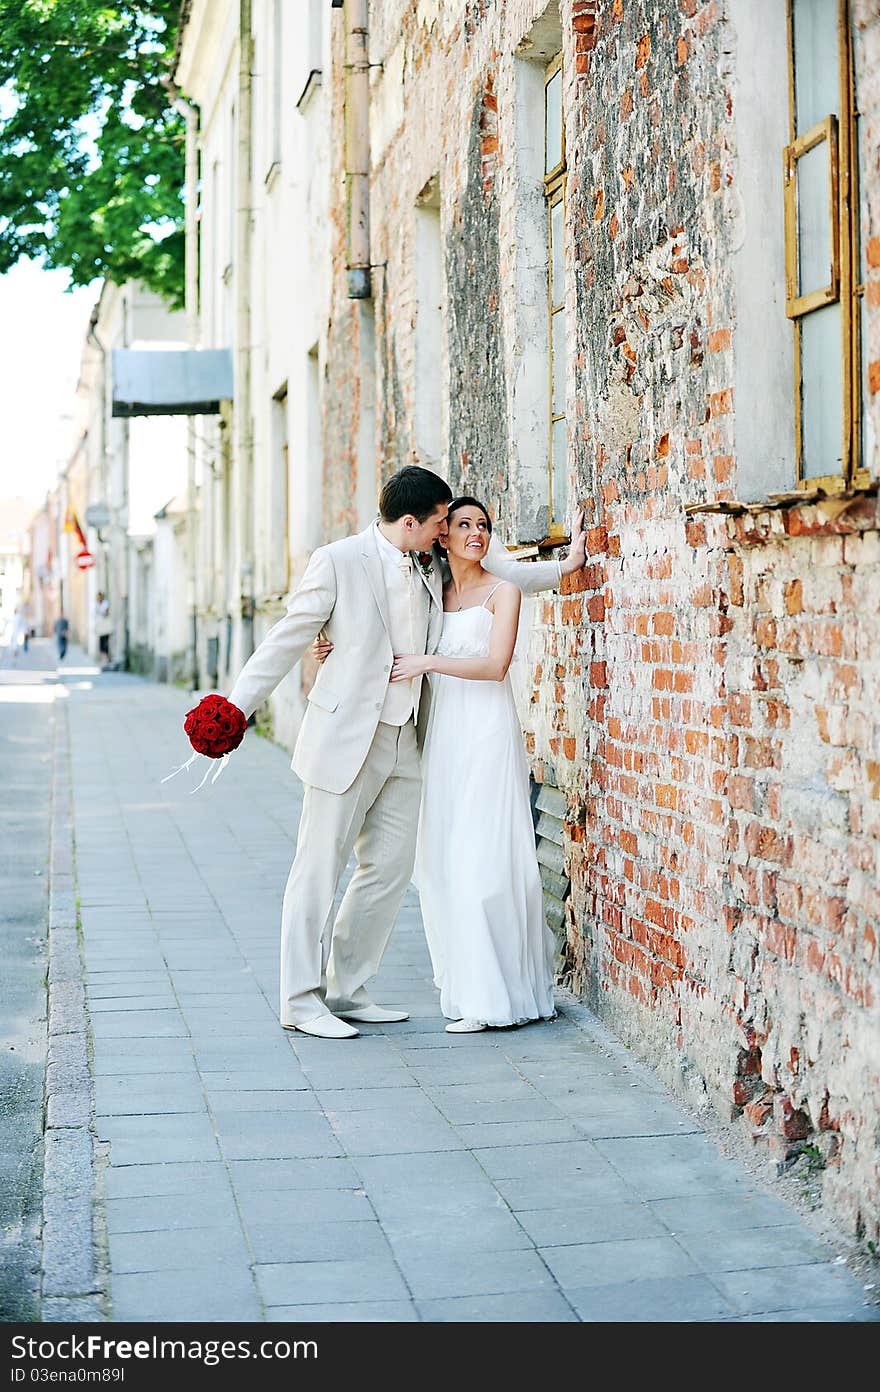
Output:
top-left (544, 51), bottom-right (567, 532)
top-left (784, 0), bottom-right (866, 488)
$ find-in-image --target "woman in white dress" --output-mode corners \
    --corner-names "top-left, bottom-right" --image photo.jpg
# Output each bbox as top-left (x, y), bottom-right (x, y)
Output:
top-left (390, 497), bottom-right (556, 1034)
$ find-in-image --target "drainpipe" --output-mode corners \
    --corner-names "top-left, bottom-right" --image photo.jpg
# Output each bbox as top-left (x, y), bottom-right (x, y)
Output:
top-left (87, 308), bottom-right (111, 657)
top-left (344, 0), bottom-right (372, 299)
top-left (163, 75), bottom-right (201, 691)
top-left (237, 0), bottom-right (255, 661)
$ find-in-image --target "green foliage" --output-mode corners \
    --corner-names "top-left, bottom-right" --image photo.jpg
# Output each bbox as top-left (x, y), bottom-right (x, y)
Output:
top-left (0, 0), bottom-right (184, 304)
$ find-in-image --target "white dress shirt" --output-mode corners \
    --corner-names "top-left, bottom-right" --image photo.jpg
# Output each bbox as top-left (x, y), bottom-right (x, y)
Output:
top-left (374, 523), bottom-right (430, 725)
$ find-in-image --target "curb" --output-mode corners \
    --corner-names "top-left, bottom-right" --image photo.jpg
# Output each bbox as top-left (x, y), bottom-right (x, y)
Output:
top-left (41, 692), bottom-right (109, 1322)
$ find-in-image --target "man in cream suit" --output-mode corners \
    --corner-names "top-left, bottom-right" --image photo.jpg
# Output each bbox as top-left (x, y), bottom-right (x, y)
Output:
top-left (228, 466), bottom-right (583, 1038)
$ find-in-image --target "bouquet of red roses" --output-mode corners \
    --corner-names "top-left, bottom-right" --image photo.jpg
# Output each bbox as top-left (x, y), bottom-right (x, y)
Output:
top-left (183, 694), bottom-right (247, 758)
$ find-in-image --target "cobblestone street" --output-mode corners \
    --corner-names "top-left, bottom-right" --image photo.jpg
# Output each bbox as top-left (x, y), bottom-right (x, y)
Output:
top-left (2, 644), bottom-right (877, 1323)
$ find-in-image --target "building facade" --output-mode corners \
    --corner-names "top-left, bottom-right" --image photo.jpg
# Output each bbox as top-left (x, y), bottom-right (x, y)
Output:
top-left (174, 0), bottom-right (880, 1243)
top-left (0, 497), bottom-right (33, 641)
top-left (34, 281), bottom-right (189, 670)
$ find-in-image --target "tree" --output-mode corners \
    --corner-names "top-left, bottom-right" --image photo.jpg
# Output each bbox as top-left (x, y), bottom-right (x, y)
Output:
top-left (0, 1), bottom-right (184, 306)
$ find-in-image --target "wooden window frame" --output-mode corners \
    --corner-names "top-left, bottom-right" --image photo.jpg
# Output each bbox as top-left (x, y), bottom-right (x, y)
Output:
top-left (544, 51), bottom-right (567, 538)
top-left (785, 0), bottom-right (866, 491)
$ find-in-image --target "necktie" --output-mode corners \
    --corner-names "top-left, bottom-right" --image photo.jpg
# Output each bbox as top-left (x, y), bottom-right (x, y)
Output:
top-left (399, 555), bottom-right (414, 655)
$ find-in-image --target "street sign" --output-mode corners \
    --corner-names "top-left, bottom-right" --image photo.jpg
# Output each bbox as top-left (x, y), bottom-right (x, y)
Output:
top-left (75, 548), bottom-right (95, 570)
top-left (86, 502), bottom-right (111, 529)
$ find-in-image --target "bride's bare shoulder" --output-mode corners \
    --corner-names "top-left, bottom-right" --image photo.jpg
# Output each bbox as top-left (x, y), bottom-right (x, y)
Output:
top-left (486, 578), bottom-right (520, 610)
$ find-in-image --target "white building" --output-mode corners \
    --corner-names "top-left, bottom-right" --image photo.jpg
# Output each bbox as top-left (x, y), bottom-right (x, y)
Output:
top-left (67, 280), bottom-right (188, 673)
top-left (0, 497), bottom-right (33, 643)
top-left (175, 0), bottom-right (347, 744)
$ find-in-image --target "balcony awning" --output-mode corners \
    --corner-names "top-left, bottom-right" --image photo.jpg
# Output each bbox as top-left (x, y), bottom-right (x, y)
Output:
top-left (112, 349), bottom-right (233, 417)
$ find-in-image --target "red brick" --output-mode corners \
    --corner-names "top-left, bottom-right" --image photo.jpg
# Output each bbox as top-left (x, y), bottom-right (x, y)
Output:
top-left (784, 579), bottom-right (803, 615)
top-left (728, 774), bottom-right (754, 811)
top-left (774, 1096), bottom-right (811, 1142)
top-left (728, 692), bottom-right (751, 726)
top-left (710, 388), bottom-right (733, 416)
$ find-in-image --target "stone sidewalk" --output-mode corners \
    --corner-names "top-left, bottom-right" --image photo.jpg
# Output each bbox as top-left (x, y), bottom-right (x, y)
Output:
top-left (45, 664), bottom-right (878, 1322)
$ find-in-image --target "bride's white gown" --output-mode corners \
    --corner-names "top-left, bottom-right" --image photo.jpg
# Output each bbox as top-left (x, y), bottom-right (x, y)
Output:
top-left (415, 593), bottom-right (556, 1026)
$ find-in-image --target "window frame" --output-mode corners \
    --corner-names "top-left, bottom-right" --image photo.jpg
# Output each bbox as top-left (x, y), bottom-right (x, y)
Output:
top-left (544, 50), bottom-right (567, 538)
top-left (785, 0), bottom-right (866, 491)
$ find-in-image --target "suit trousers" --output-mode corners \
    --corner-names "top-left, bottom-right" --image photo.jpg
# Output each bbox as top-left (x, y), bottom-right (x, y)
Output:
top-left (280, 719), bottom-right (421, 1025)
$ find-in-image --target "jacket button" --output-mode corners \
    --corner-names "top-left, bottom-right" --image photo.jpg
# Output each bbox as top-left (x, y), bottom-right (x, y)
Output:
top-left (375, 702), bottom-right (381, 711)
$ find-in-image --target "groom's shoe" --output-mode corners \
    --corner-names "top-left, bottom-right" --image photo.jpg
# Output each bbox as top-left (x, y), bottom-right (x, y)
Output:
top-left (335, 1002), bottom-right (410, 1024)
top-left (283, 1013), bottom-right (359, 1039)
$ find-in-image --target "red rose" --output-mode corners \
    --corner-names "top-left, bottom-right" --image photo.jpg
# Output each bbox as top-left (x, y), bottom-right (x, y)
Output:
top-left (182, 694), bottom-right (247, 759)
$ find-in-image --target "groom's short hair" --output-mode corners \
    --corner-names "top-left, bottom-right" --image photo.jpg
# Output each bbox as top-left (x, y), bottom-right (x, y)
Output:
top-left (379, 466), bottom-right (453, 523)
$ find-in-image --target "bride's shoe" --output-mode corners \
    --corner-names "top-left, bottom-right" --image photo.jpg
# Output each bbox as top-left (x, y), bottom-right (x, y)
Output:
top-left (445, 1018), bottom-right (487, 1033)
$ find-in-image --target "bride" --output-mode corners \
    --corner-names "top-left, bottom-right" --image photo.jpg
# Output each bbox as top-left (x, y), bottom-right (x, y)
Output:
top-left (390, 496), bottom-right (556, 1033)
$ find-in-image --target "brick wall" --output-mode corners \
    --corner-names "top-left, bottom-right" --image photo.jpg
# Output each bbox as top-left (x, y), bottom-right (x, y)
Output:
top-left (524, 0), bottom-right (880, 1245)
top-left (318, 0), bottom-right (880, 1243)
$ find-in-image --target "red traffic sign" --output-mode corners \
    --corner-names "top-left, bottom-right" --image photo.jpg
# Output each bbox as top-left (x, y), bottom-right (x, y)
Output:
top-left (75, 548), bottom-right (95, 570)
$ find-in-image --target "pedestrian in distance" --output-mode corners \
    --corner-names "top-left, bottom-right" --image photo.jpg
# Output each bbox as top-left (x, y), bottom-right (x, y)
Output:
top-left (54, 613), bottom-right (69, 662)
top-left (9, 608), bottom-right (29, 659)
top-left (95, 591), bottom-right (111, 667)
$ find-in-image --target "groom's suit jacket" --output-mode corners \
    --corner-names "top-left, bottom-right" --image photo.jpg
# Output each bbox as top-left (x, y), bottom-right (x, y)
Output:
top-left (227, 523), bottom-right (561, 796)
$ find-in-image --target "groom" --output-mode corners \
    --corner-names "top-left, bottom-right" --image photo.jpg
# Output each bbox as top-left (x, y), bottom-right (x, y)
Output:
top-left (228, 466), bottom-right (582, 1038)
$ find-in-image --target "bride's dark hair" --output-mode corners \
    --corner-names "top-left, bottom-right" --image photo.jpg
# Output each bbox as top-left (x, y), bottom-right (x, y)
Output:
top-left (433, 495), bottom-right (492, 562)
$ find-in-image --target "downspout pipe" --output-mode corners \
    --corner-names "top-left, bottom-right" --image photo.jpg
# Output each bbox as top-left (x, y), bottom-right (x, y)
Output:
top-left (162, 74), bottom-right (201, 691)
top-left (87, 308), bottom-right (111, 651)
top-left (237, 0), bottom-right (255, 661)
top-left (343, 0), bottom-right (372, 299)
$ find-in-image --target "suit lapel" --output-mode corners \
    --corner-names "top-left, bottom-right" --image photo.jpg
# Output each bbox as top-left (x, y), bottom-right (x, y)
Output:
top-left (360, 525), bottom-right (393, 640)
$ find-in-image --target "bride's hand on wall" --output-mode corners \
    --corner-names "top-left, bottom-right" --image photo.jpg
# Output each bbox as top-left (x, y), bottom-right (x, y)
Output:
top-left (560, 507), bottom-right (587, 576)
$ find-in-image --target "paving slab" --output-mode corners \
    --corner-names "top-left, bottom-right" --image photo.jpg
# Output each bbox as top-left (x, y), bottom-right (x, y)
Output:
top-left (253, 1257), bottom-right (410, 1307)
top-left (416, 1291), bottom-right (578, 1322)
top-left (540, 1234), bottom-right (699, 1289)
top-left (265, 1301), bottom-right (418, 1322)
top-left (515, 1202), bottom-right (668, 1248)
top-left (566, 1273), bottom-right (738, 1323)
top-left (110, 1268), bottom-right (262, 1323)
top-left (392, 1247), bottom-right (555, 1301)
top-left (108, 1224), bottom-right (252, 1275)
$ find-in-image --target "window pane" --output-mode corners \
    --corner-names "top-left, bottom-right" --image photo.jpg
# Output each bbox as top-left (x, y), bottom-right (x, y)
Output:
top-left (551, 417), bottom-right (567, 524)
top-left (545, 68), bottom-right (562, 175)
top-left (550, 198), bottom-right (564, 305)
top-left (792, 0), bottom-right (839, 133)
top-left (552, 310), bottom-right (566, 416)
top-left (796, 135), bottom-right (833, 297)
top-left (800, 300), bottom-right (842, 476)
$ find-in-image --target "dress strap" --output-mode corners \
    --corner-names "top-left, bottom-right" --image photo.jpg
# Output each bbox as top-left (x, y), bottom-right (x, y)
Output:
top-left (481, 581), bottom-right (505, 609)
